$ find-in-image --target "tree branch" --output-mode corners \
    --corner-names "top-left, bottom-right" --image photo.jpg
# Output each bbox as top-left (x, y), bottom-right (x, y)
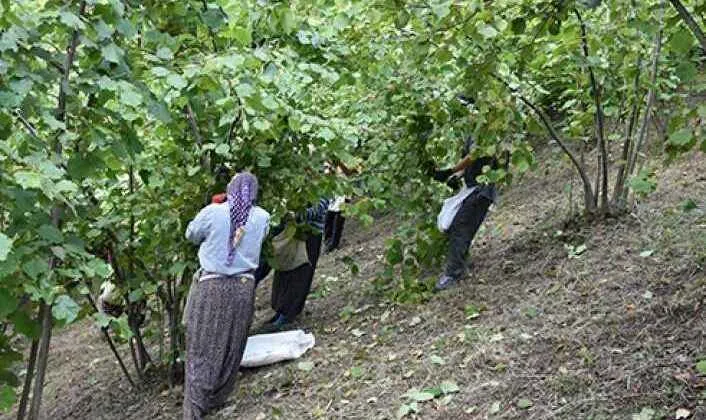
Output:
top-left (575, 8), bottom-right (609, 212)
top-left (626, 2), bottom-right (665, 190)
top-left (493, 75), bottom-right (596, 211)
top-left (613, 54), bottom-right (643, 204)
top-left (14, 110), bottom-right (39, 140)
top-left (184, 102), bottom-right (211, 170)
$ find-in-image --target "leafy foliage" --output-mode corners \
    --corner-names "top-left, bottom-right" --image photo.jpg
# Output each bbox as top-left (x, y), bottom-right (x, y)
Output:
top-left (0, 0), bottom-right (703, 411)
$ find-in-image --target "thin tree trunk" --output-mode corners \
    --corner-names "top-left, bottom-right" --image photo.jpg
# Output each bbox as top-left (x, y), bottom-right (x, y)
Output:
top-left (103, 327), bottom-right (136, 388)
top-left (16, 337), bottom-right (38, 420)
top-left (28, 2), bottom-right (87, 413)
top-left (613, 55), bottom-right (643, 205)
top-left (594, 151), bottom-right (601, 208)
top-left (27, 302), bottom-right (52, 420)
top-left (576, 9), bottom-right (609, 212)
top-left (669, 0), bottom-right (706, 51)
top-left (129, 338), bottom-right (142, 380)
top-left (626, 2), bottom-right (665, 199)
top-left (83, 294), bottom-right (135, 388)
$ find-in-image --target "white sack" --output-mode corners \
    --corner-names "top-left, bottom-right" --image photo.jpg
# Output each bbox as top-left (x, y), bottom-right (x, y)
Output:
top-left (437, 186), bottom-right (476, 232)
top-left (241, 330), bottom-right (315, 368)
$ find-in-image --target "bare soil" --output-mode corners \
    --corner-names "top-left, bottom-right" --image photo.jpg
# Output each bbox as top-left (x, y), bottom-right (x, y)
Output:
top-left (4, 152), bottom-right (704, 420)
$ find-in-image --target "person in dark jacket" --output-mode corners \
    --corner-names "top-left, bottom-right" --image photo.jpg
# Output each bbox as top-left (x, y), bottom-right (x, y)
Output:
top-left (432, 97), bottom-right (498, 290)
top-left (255, 198), bottom-right (330, 330)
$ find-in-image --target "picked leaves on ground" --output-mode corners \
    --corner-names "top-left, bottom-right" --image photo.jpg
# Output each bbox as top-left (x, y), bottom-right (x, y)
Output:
top-left (464, 303), bottom-right (481, 319)
top-left (439, 381), bottom-right (460, 394)
top-left (517, 398), bottom-right (533, 409)
top-left (632, 407), bottom-right (656, 420)
top-left (430, 355), bottom-right (445, 365)
top-left (696, 359), bottom-right (706, 375)
top-left (639, 249), bottom-right (654, 258)
top-left (296, 361), bottom-right (314, 372)
top-left (675, 408), bottom-right (691, 419)
top-left (396, 402), bottom-right (418, 419)
top-left (403, 388), bottom-right (436, 402)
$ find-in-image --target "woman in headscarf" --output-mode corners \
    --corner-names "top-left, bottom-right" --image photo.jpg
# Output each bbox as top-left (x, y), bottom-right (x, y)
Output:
top-left (183, 172), bottom-right (270, 420)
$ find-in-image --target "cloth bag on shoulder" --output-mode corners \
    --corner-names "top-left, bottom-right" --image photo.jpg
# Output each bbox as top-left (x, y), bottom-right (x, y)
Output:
top-left (437, 186), bottom-right (477, 232)
top-left (271, 224), bottom-right (309, 271)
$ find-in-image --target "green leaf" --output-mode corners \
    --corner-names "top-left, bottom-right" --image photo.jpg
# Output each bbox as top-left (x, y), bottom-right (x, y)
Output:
top-left (670, 29), bottom-right (694, 55)
top-left (22, 258), bottom-right (48, 281)
top-left (639, 250), bottom-right (654, 258)
top-left (0, 233), bottom-right (12, 262)
top-left (0, 289), bottom-right (17, 319)
top-left (120, 88), bottom-right (143, 107)
top-left (156, 47), bottom-right (174, 60)
top-left (430, 355), bottom-right (445, 365)
top-left (517, 398), bottom-right (533, 409)
top-left (511, 18), bottom-right (526, 34)
top-left (633, 407), bottom-right (656, 420)
top-left (297, 361), bottom-right (314, 372)
top-left (403, 388), bottom-right (436, 402)
top-left (396, 403), bottom-right (415, 419)
top-left (93, 311), bottom-right (111, 329)
top-left (94, 20), bottom-right (114, 41)
top-left (432, 1), bottom-right (451, 19)
top-left (395, 10), bottom-right (410, 28)
top-left (489, 401), bottom-right (501, 415)
top-left (128, 288), bottom-right (143, 303)
top-left (279, 8), bottom-right (296, 34)
top-left (9, 311), bottom-right (40, 338)
top-left (253, 119), bottom-right (271, 132)
top-left (0, 384), bottom-right (16, 413)
top-left (440, 381), bottom-right (460, 394)
top-left (51, 246), bottom-right (66, 261)
top-left (235, 83), bottom-right (254, 98)
top-left (675, 62), bottom-right (697, 83)
top-left (37, 225), bottom-right (63, 243)
top-left (166, 73), bottom-right (187, 90)
top-left (52, 295), bottom-right (80, 324)
top-left (465, 303), bottom-right (481, 319)
top-left (350, 366), bottom-right (364, 378)
top-left (202, 8), bottom-right (225, 30)
top-left (262, 95), bottom-right (279, 111)
top-left (317, 127), bottom-right (336, 141)
top-left (101, 43), bottom-right (123, 64)
top-left (59, 11), bottom-right (85, 30)
top-left (215, 143), bottom-right (230, 156)
top-left (668, 129), bottom-right (693, 146)
top-left (231, 27), bottom-right (252, 47)
top-left (82, 258), bottom-right (112, 279)
top-left (13, 171), bottom-right (42, 189)
top-left (696, 360), bottom-right (706, 375)
top-left (629, 169), bottom-right (657, 196)
top-left (478, 24), bottom-right (499, 39)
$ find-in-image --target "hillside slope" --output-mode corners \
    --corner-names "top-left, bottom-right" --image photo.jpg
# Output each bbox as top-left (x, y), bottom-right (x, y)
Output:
top-left (4, 152), bottom-right (704, 420)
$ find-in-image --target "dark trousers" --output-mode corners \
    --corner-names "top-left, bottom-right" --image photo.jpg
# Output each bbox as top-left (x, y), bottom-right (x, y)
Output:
top-left (444, 193), bottom-right (491, 279)
top-left (324, 210), bottom-right (345, 251)
top-left (270, 233), bottom-right (322, 319)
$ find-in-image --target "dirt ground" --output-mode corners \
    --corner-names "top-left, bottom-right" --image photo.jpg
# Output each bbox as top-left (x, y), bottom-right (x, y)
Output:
top-left (3, 151), bottom-right (704, 420)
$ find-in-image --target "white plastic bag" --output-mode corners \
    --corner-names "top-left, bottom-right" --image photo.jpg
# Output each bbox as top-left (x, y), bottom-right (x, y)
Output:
top-left (241, 329), bottom-right (315, 368)
top-left (437, 186), bottom-right (476, 232)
